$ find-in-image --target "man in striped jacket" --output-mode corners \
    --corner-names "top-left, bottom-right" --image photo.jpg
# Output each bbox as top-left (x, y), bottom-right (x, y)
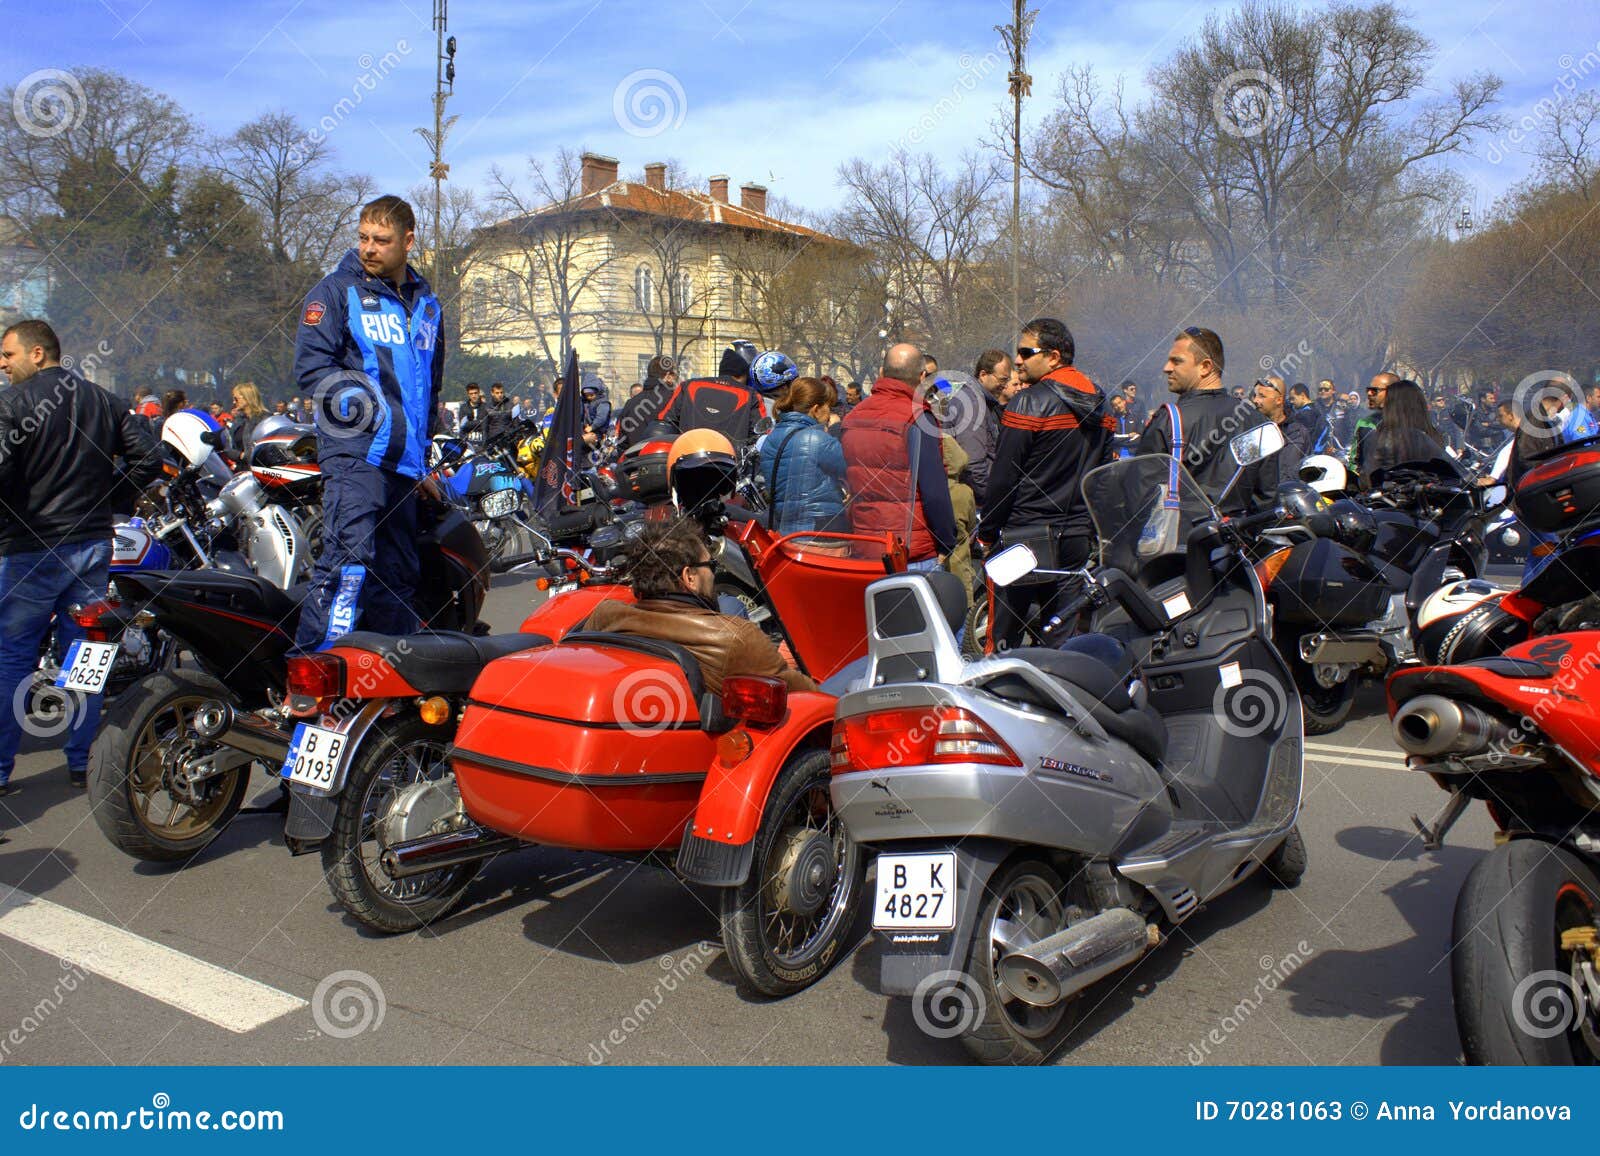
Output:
top-left (983, 317), bottom-right (1114, 650)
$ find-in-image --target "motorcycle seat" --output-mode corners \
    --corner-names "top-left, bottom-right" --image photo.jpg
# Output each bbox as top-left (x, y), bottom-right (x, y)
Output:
top-left (1006, 645), bottom-right (1168, 766)
top-left (333, 630), bottom-right (554, 695)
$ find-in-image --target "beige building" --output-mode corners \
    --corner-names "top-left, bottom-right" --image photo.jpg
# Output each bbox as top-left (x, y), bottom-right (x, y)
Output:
top-left (460, 153), bottom-right (845, 389)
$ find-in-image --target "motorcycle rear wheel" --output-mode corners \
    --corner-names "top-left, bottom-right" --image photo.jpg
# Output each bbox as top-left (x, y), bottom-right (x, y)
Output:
top-left (1290, 654), bottom-right (1356, 735)
top-left (958, 859), bottom-right (1081, 1065)
top-left (87, 669), bottom-right (252, 863)
top-left (720, 750), bottom-right (865, 997)
top-left (322, 713), bottom-right (480, 934)
top-left (1453, 838), bottom-right (1600, 1065)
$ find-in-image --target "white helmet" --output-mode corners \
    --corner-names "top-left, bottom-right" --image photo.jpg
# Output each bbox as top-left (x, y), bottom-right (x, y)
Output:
top-left (160, 408), bottom-right (222, 468)
top-left (1298, 453), bottom-right (1347, 495)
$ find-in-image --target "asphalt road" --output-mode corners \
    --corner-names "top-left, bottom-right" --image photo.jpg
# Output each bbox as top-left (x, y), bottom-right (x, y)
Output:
top-left (0, 570), bottom-right (1507, 1067)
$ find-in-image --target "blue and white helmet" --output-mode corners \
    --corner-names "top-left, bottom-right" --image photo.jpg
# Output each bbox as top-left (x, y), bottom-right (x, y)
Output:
top-left (751, 350), bottom-right (799, 395)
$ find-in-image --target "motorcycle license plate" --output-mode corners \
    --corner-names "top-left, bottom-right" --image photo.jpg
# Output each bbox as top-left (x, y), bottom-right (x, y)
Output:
top-left (54, 640), bottom-right (120, 695)
top-left (874, 852), bottom-right (957, 931)
top-left (280, 723), bottom-right (348, 791)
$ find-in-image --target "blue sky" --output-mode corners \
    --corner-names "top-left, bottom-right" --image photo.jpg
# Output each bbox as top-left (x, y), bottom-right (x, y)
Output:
top-left (11, 0), bottom-right (1599, 217)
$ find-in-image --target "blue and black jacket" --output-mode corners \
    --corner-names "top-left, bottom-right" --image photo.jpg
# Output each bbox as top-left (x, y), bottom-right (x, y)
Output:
top-left (293, 249), bottom-right (445, 479)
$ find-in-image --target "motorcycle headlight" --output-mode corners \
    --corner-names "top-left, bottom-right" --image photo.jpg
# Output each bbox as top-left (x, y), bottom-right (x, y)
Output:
top-left (480, 489), bottom-right (521, 519)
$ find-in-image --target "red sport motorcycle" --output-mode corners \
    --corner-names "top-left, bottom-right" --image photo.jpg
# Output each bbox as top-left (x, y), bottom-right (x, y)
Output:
top-left (1387, 439), bottom-right (1600, 1064)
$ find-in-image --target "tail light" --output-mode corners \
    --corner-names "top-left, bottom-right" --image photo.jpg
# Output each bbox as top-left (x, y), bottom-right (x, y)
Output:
top-left (721, 675), bottom-right (788, 727)
top-left (286, 653), bottom-right (345, 713)
top-left (70, 599), bottom-right (121, 642)
top-left (831, 706), bottom-right (1021, 773)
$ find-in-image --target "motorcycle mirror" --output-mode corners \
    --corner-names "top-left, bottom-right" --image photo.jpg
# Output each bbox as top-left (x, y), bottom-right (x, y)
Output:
top-left (985, 543), bottom-right (1038, 587)
top-left (1230, 422), bottom-right (1284, 467)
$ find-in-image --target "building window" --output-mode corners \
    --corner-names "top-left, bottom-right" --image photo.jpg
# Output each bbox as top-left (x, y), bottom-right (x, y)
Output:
top-left (468, 280), bottom-right (487, 326)
top-left (669, 271), bottom-right (692, 313)
top-left (635, 264), bottom-right (654, 314)
top-left (731, 274), bottom-right (743, 316)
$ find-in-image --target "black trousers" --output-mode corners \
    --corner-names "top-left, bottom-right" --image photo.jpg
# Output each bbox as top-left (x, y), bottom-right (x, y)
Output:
top-left (991, 534), bottom-right (1092, 652)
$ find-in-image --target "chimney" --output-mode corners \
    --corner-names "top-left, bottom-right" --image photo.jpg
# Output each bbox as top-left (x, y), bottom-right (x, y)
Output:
top-left (709, 175), bottom-right (729, 203)
top-left (643, 162), bottom-right (667, 191)
top-left (739, 184), bottom-right (768, 215)
top-left (580, 152), bottom-right (619, 196)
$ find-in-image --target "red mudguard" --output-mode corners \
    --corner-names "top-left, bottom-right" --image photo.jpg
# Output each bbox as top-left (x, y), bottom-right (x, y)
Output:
top-left (688, 690), bottom-right (838, 847)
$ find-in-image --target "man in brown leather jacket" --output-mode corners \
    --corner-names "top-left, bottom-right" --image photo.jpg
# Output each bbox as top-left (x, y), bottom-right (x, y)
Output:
top-left (585, 522), bottom-right (816, 693)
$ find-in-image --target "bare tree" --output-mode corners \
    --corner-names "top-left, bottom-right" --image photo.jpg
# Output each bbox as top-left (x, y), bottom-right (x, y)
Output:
top-left (1531, 90), bottom-right (1600, 201)
top-left (472, 148), bottom-right (624, 368)
top-left (625, 199), bottom-right (713, 368)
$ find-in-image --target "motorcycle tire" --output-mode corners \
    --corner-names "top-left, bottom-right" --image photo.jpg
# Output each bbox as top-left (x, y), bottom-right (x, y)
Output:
top-left (719, 749), bottom-right (865, 998)
top-left (1452, 838), bottom-right (1600, 1065)
top-left (87, 669), bottom-right (253, 863)
top-left (957, 858), bottom-right (1081, 1065)
top-left (962, 597), bottom-right (989, 660)
top-left (1290, 653), bottom-right (1356, 736)
top-left (322, 713), bottom-right (480, 934)
top-left (1262, 826), bottom-right (1308, 888)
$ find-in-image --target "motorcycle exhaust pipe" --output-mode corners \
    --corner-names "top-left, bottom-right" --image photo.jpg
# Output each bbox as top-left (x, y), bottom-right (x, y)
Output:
top-left (192, 701), bottom-right (293, 764)
top-left (997, 907), bottom-right (1156, 1008)
top-left (379, 826), bottom-right (520, 879)
top-left (1392, 695), bottom-right (1512, 757)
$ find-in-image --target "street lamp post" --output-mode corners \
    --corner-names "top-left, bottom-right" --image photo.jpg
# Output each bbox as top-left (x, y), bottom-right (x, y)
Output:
top-left (997, 0), bottom-right (1036, 330)
top-left (415, 0), bottom-right (457, 286)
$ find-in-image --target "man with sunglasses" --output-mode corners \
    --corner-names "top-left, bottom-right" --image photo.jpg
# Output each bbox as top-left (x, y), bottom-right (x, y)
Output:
top-left (584, 520), bottom-right (815, 693)
top-left (1138, 326), bottom-right (1278, 510)
top-left (1347, 371), bottom-right (1397, 472)
top-left (982, 317), bottom-right (1114, 649)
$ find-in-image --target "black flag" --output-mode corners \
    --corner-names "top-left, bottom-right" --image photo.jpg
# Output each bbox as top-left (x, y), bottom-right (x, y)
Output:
top-left (533, 348), bottom-right (584, 516)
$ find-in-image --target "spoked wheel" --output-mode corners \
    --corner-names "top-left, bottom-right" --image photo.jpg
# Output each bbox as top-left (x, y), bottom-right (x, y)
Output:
top-left (960, 859), bottom-right (1081, 1065)
top-left (322, 713), bottom-right (481, 934)
top-left (87, 670), bottom-right (253, 862)
top-left (721, 750), bottom-right (865, 997)
top-left (1453, 839), bottom-right (1600, 1065)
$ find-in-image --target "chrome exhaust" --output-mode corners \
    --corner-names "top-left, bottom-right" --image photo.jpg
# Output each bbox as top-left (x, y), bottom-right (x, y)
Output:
top-left (379, 826), bottom-right (520, 879)
top-left (1392, 694), bottom-right (1512, 757)
top-left (997, 907), bottom-right (1156, 1008)
top-left (192, 701), bottom-right (293, 764)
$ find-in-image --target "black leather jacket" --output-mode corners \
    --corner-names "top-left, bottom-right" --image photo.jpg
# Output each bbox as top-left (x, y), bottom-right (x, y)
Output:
top-left (0, 366), bottom-right (164, 555)
top-left (1137, 388), bottom-right (1279, 511)
top-left (983, 366), bottom-right (1114, 538)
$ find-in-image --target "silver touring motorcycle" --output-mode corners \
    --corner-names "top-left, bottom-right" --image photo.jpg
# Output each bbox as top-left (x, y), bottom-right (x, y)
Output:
top-left (831, 428), bottom-right (1307, 1064)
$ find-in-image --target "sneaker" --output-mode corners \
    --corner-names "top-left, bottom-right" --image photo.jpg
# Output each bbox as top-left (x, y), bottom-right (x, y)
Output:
top-left (68, 769), bottom-right (87, 789)
top-left (0, 781), bottom-right (17, 798)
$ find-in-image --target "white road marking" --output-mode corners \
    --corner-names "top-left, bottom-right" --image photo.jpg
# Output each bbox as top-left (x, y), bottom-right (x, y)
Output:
top-left (0, 886), bottom-right (306, 1033)
top-left (1303, 741), bottom-right (1408, 770)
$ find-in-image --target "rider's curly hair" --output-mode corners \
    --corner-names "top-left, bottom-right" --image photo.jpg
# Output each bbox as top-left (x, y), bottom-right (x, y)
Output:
top-left (626, 520), bottom-right (709, 600)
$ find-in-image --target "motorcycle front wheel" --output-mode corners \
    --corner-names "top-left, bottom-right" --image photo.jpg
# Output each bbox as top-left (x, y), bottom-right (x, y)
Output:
top-left (87, 669), bottom-right (253, 863)
top-left (322, 713), bottom-right (481, 934)
top-left (1289, 652), bottom-right (1356, 735)
top-left (1452, 838), bottom-right (1600, 1065)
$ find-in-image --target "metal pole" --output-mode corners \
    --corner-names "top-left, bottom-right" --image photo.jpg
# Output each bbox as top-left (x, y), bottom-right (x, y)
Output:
top-left (998, 2), bottom-right (1034, 330)
top-left (432, 0), bottom-right (447, 286)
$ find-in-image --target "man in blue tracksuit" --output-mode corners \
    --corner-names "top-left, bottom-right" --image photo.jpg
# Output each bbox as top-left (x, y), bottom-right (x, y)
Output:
top-left (292, 195), bottom-right (445, 650)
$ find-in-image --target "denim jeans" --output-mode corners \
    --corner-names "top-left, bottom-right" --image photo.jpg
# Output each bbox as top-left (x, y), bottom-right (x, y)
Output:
top-left (0, 539), bottom-right (113, 782)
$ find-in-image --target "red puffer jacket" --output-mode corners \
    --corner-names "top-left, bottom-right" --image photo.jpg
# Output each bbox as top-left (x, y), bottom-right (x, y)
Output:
top-left (840, 377), bottom-right (938, 559)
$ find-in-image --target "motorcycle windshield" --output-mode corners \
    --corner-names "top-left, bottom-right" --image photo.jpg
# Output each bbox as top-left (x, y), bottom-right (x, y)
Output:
top-left (1081, 453), bottom-right (1214, 580)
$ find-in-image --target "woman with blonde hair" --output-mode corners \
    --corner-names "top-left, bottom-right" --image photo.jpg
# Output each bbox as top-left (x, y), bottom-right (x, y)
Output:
top-left (230, 381), bottom-right (269, 461)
